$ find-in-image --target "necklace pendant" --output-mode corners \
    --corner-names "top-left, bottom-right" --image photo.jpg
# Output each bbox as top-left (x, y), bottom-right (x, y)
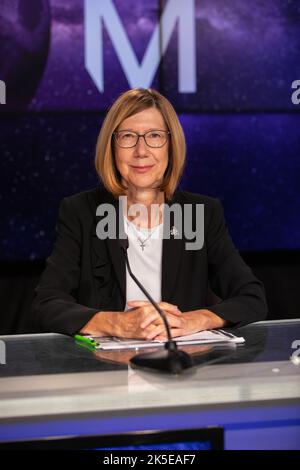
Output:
top-left (140, 241), bottom-right (146, 251)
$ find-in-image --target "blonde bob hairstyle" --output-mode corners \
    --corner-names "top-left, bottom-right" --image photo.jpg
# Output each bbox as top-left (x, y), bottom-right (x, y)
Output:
top-left (95, 88), bottom-right (186, 201)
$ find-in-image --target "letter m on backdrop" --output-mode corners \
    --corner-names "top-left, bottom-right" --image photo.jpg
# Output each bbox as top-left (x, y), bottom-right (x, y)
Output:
top-left (84, 0), bottom-right (196, 93)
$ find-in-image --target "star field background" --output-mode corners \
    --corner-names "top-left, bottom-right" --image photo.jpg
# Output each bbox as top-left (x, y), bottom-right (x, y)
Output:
top-left (0, 0), bottom-right (299, 260)
top-left (26, 0), bottom-right (300, 111)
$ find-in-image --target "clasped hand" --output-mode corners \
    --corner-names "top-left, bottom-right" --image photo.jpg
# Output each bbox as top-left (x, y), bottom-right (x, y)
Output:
top-left (82, 301), bottom-right (220, 340)
top-left (119, 300), bottom-right (202, 341)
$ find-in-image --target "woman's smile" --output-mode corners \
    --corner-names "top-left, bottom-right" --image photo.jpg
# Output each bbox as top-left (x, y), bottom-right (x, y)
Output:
top-left (130, 164), bottom-right (154, 173)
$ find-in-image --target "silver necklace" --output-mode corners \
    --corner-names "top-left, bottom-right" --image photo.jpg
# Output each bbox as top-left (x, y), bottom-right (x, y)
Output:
top-left (125, 219), bottom-right (159, 251)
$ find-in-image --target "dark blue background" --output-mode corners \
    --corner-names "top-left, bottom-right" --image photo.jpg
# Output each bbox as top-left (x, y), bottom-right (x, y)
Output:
top-left (0, 0), bottom-right (299, 259)
top-left (1, 112), bottom-right (299, 259)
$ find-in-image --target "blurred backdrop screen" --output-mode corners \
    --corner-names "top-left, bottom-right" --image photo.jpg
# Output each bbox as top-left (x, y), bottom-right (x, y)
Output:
top-left (1, 0), bottom-right (299, 260)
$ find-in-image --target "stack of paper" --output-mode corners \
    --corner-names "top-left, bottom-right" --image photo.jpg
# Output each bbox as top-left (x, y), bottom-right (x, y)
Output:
top-left (91, 329), bottom-right (245, 351)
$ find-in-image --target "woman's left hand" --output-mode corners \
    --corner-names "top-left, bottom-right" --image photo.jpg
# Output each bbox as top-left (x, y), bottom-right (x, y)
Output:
top-left (127, 301), bottom-right (226, 340)
top-left (127, 300), bottom-right (182, 340)
top-left (154, 309), bottom-right (212, 341)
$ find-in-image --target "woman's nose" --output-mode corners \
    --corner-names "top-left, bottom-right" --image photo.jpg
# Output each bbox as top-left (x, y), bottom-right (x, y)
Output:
top-left (134, 135), bottom-right (148, 156)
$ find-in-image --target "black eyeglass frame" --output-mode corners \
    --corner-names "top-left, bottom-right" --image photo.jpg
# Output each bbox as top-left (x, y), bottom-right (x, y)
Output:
top-left (113, 130), bottom-right (170, 148)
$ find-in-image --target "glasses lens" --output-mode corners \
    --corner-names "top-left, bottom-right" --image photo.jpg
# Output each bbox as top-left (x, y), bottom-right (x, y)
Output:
top-left (116, 131), bottom-right (137, 148)
top-left (145, 131), bottom-right (168, 147)
top-left (115, 130), bottom-right (169, 148)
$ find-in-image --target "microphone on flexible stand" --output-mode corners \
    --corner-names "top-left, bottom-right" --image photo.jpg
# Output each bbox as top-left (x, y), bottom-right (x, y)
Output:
top-left (118, 238), bottom-right (193, 374)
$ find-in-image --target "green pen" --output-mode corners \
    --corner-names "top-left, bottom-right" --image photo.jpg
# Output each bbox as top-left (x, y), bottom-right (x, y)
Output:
top-left (74, 334), bottom-right (98, 348)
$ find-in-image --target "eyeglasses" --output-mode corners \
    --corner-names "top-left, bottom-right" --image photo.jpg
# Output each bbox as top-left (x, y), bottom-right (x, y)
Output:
top-left (113, 130), bottom-right (170, 148)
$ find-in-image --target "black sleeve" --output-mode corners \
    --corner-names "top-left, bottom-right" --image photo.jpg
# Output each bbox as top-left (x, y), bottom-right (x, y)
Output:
top-left (32, 198), bottom-right (99, 335)
top-left (206, 198), bottom-right (268, 327)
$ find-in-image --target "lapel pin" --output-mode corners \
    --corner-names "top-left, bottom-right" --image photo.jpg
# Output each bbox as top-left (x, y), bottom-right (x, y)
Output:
top-left (170, 226), bottom-right (179, 237)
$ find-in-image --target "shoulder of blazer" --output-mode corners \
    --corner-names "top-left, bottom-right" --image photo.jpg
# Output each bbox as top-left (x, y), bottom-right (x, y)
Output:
top-left (172, 191), bottom-right (223, 235)
top-left (60, 187), bottom-right (116, 217)
top-left (173, 190), bottom-right (218, 207)
top-left (64, 187), bottom-right (219, 209)
top-left (61, 187), bottom-right (221, 226)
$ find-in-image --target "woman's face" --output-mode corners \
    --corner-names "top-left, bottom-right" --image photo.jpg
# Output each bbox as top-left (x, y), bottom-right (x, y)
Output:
top-left (114, 108), bottom-right (169, 192)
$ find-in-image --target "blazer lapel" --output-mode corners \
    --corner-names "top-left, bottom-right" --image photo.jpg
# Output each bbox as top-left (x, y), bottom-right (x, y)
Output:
top-left (91, 188), bottom-right (126, 301)
top-left (161, 192), bottom-right (184, 302)
top-left (106, 237), bottom-right (126, 300)
top-left (105, 196), bottom-right (126, 301)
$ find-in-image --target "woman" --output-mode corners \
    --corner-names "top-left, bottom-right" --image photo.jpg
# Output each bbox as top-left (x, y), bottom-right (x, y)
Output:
top-left (32, 88), bottom-right (267, 339)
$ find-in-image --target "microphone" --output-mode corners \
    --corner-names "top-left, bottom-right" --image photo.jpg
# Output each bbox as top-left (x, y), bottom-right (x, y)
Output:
top-left (118, 238), bottom-right (193, 374)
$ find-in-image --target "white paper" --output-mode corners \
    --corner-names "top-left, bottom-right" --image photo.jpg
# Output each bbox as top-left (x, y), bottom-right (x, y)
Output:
top-left (92, 329), bottom-right (245, 350)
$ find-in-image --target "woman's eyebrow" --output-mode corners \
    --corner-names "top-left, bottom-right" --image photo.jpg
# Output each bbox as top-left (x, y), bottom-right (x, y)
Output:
top-left (117, 128), bottom-right (166, 132)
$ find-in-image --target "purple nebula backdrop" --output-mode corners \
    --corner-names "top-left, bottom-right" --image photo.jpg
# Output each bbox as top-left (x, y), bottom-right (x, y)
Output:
top-left (0, 112), bottom-right (299, 259)
top-left (4, 0), bottom-right (296, 111)
top-left (0, 0), bottom-right (299, 259)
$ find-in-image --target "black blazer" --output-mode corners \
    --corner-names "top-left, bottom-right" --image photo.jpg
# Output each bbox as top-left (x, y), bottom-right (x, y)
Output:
top-left (32, 187), bottom-right (268, 335)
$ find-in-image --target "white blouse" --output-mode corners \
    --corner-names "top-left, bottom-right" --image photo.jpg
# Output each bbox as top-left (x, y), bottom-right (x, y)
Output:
top-left (124, 218), bottom-right (163, 310)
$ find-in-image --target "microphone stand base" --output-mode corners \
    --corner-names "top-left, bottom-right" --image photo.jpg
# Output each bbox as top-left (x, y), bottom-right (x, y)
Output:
top-left (130, 348), bottom-right (193, 375)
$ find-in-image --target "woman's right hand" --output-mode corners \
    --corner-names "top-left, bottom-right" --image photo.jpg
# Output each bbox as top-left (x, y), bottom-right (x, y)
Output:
top-left (80, 301), bottom-right (181, 339)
